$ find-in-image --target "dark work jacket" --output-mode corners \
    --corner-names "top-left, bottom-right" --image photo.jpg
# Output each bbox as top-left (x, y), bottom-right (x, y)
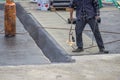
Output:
top-left (69, 0), bottom-right (100, 19)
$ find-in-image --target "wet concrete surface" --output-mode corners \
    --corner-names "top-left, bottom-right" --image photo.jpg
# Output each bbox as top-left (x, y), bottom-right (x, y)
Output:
top-left (0, 9), bottom-right (50, 66)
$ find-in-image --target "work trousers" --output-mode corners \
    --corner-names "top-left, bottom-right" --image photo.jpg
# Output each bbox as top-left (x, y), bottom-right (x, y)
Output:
top-left (75, 17), bottom-right (104, 50)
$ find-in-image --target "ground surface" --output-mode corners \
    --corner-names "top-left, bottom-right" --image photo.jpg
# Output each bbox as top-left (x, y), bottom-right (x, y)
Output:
top-left (0, 1), bottom-right (120, 80)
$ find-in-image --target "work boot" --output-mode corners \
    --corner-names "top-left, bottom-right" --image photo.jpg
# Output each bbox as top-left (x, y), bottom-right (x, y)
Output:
top-left (99, 48), bottom-right (109, 54)
top-left (72, 48), bottom-right (84, 52)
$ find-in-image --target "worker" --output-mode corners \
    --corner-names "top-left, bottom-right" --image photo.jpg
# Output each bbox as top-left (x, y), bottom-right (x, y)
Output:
top-left (69, 0), bottom-right (109, 53)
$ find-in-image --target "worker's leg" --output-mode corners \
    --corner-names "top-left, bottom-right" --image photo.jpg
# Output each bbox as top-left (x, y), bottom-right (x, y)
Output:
top-left (88, 18), bottom-right (105, 50)
top-left (75, 19), bottom-right (86, 49)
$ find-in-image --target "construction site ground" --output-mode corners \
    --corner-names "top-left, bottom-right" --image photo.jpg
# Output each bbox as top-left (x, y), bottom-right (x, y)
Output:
top-left (0, 1), bottom-right (120, 80)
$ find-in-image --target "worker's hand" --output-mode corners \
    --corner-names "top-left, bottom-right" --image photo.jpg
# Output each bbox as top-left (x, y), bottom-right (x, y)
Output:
top-left (95, 16), bottom-right (101, 23)
top-left (95, 16), bottom-right (100, 20)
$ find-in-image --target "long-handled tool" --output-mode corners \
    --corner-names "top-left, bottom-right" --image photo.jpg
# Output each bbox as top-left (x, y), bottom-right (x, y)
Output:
top-left (66, 20), bottom-right (75, 49)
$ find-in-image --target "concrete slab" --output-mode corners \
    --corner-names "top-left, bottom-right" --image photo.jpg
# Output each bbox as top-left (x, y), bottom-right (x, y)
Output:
top-left (0, 54), bottom-right (120, 80)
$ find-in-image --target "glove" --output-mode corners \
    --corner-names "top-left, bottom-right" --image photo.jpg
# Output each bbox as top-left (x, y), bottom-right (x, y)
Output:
top-left (95, 16), bottom-right (101, 23)
top-left (97, 17), bottom-right (101, 23)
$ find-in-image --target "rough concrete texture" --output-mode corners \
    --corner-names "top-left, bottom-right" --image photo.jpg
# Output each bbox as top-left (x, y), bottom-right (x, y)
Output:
top-left (0, 54), bottom-right (120, 80)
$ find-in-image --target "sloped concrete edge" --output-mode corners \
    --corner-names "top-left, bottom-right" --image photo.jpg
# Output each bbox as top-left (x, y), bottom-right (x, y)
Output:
top-left (16, 3), bottom-right (74, 63)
